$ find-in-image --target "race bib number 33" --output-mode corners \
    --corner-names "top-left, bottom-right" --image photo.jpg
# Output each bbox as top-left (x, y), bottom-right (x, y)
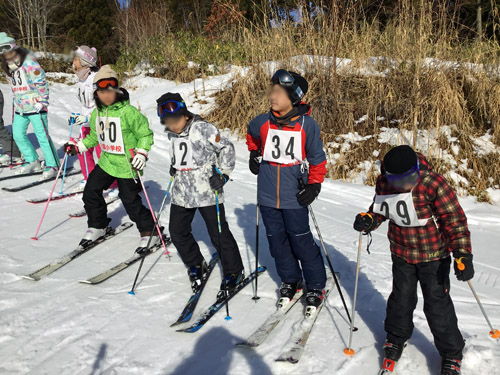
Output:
top-left (372, 192), bottom-right (429, 227)
top-left (263, 128), bottom-right (303, 164)
top-left (97, 117), bottom-right (125, 154)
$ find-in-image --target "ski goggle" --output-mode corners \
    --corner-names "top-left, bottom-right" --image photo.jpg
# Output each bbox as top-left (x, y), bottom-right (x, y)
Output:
top-left (0, 43), bottom-right (16, 55)
top-left (386, 163), bottom-right (420, 190)
top-left (271, 69), bottom-right (295, 86)
top-left (157, 100), bottom-right (186, 117)
top-left (94, 78), bottom-right (119, 90)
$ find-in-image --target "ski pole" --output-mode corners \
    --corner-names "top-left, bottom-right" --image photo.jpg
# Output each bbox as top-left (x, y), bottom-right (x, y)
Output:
top-left (129, 149), bottom-right (169, 254)
top-left (31, 153), bottom-right (68, 240)
top-left (455, 259), bottom-right (500, 339)
top-left (129, 175), bottom-right (175, 295)
top-left (215, 188), bottom-right (231, 320)
top-left (79, 122), bottom-right (89, 178)
top-left (39, 113), bottom-right (61, 168)
top-left (59, 115), bottom-right (75, 194)
top-left (344, 232), bottom-right (363, 355)
top-left (252, 198), bottom-right (261, 301)
top-left (298, 179), bottom-right (354, 326)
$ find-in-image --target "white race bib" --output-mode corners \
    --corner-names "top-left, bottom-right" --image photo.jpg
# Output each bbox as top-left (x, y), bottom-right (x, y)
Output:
top-left (10, 69), bottom-right (29, 94)
top-left (171, 137), bottom-right (194, 169)
top-left (372, 192), bottom-right (429, 227)
top-left (97, 117), bottom-right (125, 155)
top-left (263, 128), bottom-right (303, 164)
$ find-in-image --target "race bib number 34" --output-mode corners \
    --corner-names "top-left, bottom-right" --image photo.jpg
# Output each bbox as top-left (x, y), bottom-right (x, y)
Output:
top-left (263, 128), bottom-right (303, 164)
top-left (171, 137), bottom-right (194, 169)
top-left (372, 192), bottom-right (429, 227)
top-left (97, 117), bottom-right (125, 154)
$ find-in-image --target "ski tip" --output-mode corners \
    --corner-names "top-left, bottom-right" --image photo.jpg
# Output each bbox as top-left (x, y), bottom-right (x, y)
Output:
top-left (490, 329), bottom-right (500, 339)
top-left (21, 275), bottom-right (37, 281)
top-left (128, 291), bottom-right (136, 295)
top-left (31, 237), bottom-right (38, 241)
top-left (344, 348), bottom-right (355, 356)
top-left (225, 316), bottom-right (232, 321)
top-left (78, 280), bottom-right (91, 284)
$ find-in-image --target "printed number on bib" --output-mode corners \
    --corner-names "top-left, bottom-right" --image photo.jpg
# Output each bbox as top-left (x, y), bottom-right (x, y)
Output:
top-left (372, 192), bottom-right (429, 227)
top-left (263, 129), bottom-right (302, 164)
top-left (10, 70), bottom-right (29, 93)
top-left (171, 138), bottom-right (194, 169)
top-left (97, 117), bottom-right (125, 154)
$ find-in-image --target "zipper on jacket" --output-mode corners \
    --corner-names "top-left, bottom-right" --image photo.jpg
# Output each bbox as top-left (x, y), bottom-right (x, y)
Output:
top-left (277, 164), bottom-right (280, 209)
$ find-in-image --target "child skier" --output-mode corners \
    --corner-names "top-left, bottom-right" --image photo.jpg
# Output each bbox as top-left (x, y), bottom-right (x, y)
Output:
top-left (0, 32), bottom-right (59, 179)
top-left (246, 69), bottom-right (328, 309)
top-left (69, 46), bottom-right (118, 194)
top-left (65, 65), bottom-right (157, 250)
top-left (157, 92), bottom-right (244, 297)
top-left (353, 145), bottom-right (472, 375)
top-left (0, 88), bottom-right (22, 165)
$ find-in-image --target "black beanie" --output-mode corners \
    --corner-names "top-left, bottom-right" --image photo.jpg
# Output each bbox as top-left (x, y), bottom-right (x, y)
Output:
top-left (156, 92), bottom-right (188, 118)
top-left (383, 145), bottom-right (418, 175)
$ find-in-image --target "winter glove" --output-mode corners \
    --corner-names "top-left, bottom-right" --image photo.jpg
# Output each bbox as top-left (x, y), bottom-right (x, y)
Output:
top-left (249, 150), bottom-right (261, 175)
top-left (34, 102), bottom-right (44, 113)
top-left (68, 114), bottom-right (88, 126)
top-left (210, 165), bottom-right (229, 192)
top-left (169, 165), bottom-right (177, 176)
top-left (453, 251), bottom-right (474, 281)
top-left (296, 183), bottom-right (321, 207)
top-left (64, 137), bottom-right (87, 156)
top-left (353, 212), bottom-right (377, 233)
top-left (131, 149), bottom-right (148, 171)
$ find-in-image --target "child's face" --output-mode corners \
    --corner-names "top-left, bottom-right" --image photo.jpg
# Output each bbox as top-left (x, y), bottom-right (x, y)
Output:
top-left (269, 84), bottom-right (293, 114)
top-left (164, 116), bottom-right (189, 134)
top-left (97, 89), bottom-right (117, 106)
top-left (73, 57), bottom-right (82, 71)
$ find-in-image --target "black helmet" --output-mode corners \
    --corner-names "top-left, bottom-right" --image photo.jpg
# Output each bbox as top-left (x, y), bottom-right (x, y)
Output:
top-left (271, 69), bottom-right (309, 106)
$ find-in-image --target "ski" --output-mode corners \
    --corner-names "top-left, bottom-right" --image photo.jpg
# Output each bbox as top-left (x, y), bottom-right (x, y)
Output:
top-left (22, 222), bottom-right (134, 281)
top-left (275, 275), bottom-right (336, 364)
top-left (0, 167), bottom-right (74, 182)
top-left (2, 169), bottom-right (80, 192)
top-left (170, 252), bottom-right (220, 327)
top-left (79, 235), bottom-right (172, 285)
top-left (176, 266), bottom-right (267, 333)
top-left (27, 191), bottom-right (82, 204)
top-left (69, 195), bottom-right (120, 218)
top-left (0, 162), bottom-right (24, 169)
top-left (236, 287), bottom-right (304, 347)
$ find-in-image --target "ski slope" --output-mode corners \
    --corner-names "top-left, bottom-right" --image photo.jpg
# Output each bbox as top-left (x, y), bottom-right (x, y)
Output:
top-left (0, 77), bottom-right (499, 375)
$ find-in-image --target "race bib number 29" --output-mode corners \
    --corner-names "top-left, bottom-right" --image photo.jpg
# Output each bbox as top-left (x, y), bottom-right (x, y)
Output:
top-left (97, 117), bottom-right (125, 154)
top-left (263, 128), bottom-right (303, 164)
top-left (372, 192), bottom-right (429, 227)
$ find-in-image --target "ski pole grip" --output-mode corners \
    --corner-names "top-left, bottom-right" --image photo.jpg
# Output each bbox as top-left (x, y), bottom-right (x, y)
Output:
top-left (129, 149), bottom-right (135, 158)
top-left (298, 178), bottom-right (306, 190)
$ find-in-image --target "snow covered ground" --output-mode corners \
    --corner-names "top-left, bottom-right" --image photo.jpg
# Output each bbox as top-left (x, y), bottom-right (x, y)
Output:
top-left (0, 76), bottom-right (499, 375)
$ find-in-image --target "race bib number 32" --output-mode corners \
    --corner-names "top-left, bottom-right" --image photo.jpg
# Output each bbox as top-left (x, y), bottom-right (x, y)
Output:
top-left (263, 128), bottom-right (303, 164)
top-left (372, 192), bottom-right (429, 227)
top-left (97, 117), bottom-right (125, 154)
top-left (171, 137), bottom-right (194, 169)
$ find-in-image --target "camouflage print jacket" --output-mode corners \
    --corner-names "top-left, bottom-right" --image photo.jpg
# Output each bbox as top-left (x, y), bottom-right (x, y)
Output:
top-left (167, 115), bottom-right (235, 208)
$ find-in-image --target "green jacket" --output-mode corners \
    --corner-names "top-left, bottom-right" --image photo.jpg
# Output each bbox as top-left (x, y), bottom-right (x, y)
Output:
top-left (82, 89), bottom-right (154, 179)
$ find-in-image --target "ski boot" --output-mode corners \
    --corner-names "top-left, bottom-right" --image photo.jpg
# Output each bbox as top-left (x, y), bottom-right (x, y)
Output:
top-left (217, 270), bottom-right (245, 301)
top-left (79, 227), bottom-right (109, 248)
top-left (187, 260), bottom-right (208, 292)
top-left (0, 154), bottom-right (23, 166)
top-left (15, 160), bottom-right (42, 175)
top-left (379, 340), bottom-right (407, 374)
top-left (305, 288), bottom-right (326, 317)
top-left (441, 357), bottom-right (462, 375)
top-left (135, 229), bottom-right (161, 255)
top-left (278, 281), bottom-right (302, 308)
top-left (39, 167), bottom-right (57, 181)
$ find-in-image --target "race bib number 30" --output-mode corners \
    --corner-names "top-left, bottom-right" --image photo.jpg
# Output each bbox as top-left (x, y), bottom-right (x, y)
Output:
top-left (10, 70), bottom-right (29, 93)
top-left (263, 128), bottom-right (303, 164)
top-left (97, 117), bottom-right (125, 154)
top-left (372, 192), bottom-right (429, 227)
top-left (171, 137), bottom-right (194, 169)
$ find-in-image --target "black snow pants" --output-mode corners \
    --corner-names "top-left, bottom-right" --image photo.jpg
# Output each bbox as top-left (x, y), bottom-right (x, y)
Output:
top-left (385, 255), bottom-right (465, 359)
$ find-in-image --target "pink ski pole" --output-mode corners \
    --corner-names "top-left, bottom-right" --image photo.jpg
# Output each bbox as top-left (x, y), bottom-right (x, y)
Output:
top-left (31, 153), bottom-right (68, 240)
top-left (129, 149), bottom-right (169, 255)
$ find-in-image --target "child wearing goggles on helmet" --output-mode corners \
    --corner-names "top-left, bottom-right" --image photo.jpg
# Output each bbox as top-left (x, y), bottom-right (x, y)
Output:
top-left (156, 92), bottom-right (244, 299)
top-left (353, 145), bottom-right (472, 375)
top-left (0, 32), bottom-right (58, 179)
top-left (64, 65), bottom-right (158, 253)
top-left (246, 69), bottom-right (328, 309)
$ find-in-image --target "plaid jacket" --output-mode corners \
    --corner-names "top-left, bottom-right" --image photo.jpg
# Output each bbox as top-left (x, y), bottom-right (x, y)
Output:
top-left (368, 154), bottom-right (471, 264)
